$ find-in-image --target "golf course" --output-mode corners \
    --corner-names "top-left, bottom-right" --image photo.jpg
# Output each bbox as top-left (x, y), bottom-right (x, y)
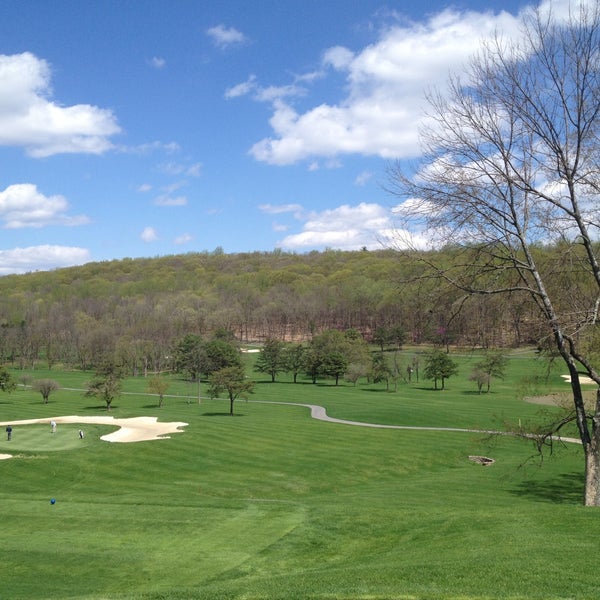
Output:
top-left (1, 349), bottom-right (599, 599)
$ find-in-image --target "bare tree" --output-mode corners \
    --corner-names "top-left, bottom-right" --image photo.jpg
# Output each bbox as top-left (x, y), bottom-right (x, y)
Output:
top-left (32, 379), bottom-right (60, 404)
top-left (390, 3), bottom-right (600, 505)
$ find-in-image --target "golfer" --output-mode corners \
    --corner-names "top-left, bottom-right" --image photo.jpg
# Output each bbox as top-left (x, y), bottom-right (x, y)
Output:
top-left (51, 420), bottom-right (56, 433)
top-left (6, 425), bottom-right (12, 441)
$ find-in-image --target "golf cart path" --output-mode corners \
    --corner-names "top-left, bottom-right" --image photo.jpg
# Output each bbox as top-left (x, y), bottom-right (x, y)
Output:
top-left (253, 400), bottom-right (582, 443)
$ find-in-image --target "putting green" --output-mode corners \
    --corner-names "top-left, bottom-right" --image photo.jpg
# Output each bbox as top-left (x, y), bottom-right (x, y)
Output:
top-left (0, 424), bottom-right (112, 452)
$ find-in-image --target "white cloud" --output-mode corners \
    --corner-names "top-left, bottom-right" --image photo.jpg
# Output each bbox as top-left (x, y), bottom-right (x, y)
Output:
top-left (355, 170), bottom-right (373, 186)
top-left (174, 233), bottom-right (193, 245)
top-left (258, 203), bottom-right (303, 215)
top-left (0, 183), bottom-right (89, 229)
top-left (294, 70), bottom-right (325, 84)
top-left (277, 202), bottom-right (395, 250)
top-left (255, 84), bottom-right (305, 103)
top-left (137, 183), bottom-right (152, 193)
top-left (159, 161), bottom-right (202, 177)
top-left (248, 8), bottom-right (521, 165)
top-left (225, 75), bottom-right (257, 99)
top-left (207, 24), bottom-right (247, 48)
top-left (227, 75), bottom-right (308, 104)
top-left (154, 195), bottom-right (187, 206)
top-left (322, 46), bottom-right (354, 70)
top-left (185, 162), bottom-right (202, 177)
top-left (0, 245), bottom-right (90, 275)
top-left (148, 56), bottom-right (166, 69)
top-left (0, 52), bottom-right (120, 157)
top-left (120, 140), bottom-right (180, 154)
top-left (141, 226), bottom-right (158, 242)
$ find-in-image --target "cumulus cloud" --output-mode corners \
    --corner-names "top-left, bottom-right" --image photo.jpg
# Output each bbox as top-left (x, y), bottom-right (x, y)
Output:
top-left (141, 226), bottom-right (158, 242)
top-left (277, 202), bottom-right (396, 251)
top-left (207, 24), bottom-right (247, 48)
top-left (0, 52), bottom-right (120, 157)
top-left (0, 183), bottom-right (89, 228)
top-left (0, 245), bottom-right (90, 275)
top-left (246, 8), bottom-right (521, 165)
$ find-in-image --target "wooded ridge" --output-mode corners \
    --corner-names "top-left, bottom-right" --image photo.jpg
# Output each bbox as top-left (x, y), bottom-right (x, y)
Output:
top-left (0, 246), bottom-right (576, 370)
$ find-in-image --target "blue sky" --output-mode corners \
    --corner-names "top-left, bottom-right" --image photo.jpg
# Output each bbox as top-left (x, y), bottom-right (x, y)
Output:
top-left (0, 0), bottom-right (557, 273)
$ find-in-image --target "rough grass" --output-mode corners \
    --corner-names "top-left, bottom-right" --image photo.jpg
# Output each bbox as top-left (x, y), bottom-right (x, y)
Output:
top-left (0, 351), bottom-right (598, 599)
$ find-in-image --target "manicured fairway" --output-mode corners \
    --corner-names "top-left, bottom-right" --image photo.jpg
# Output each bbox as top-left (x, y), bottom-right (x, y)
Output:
top-left (0, 354), bottom-right (598, 599)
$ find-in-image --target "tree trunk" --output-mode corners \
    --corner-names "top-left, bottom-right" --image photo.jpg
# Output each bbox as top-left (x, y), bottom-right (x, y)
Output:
top-left (584, 389), bottom-right (600, 506)
top-left (584, 445), bottom-right (600, 506)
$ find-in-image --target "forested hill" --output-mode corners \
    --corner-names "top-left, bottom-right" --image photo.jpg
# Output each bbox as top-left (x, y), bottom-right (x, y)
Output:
top-left (0, 248), bottom-right (542, 369)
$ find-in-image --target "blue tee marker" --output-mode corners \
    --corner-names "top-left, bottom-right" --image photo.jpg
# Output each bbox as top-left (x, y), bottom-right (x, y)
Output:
top-left (50, 498), bottom-right (56, 505)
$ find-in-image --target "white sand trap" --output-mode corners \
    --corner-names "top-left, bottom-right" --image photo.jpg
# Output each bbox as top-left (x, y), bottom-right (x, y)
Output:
top-left (561, 375), bottom-right (596, 385)
top-left (0, 416), bottom-right (188, 460)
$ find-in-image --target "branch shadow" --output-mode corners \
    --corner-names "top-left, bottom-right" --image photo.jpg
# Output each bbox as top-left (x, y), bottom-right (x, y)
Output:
top-left (509, 472), bottom-right (584, 504)
top-left (82, 404), bottom-right (116, 411)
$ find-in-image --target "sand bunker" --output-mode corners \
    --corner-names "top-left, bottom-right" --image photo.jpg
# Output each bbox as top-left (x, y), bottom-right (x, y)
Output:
top-left (0, 415), bottom-right (188, 460)
top-left (561, 374), bottom-right (596, 385)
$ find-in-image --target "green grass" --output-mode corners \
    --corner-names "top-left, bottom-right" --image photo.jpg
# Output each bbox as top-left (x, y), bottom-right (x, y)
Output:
top-left (0, 352), bottom-right (598, 599)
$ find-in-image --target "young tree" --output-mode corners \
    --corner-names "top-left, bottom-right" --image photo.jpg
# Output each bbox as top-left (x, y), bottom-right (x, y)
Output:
top-left (147, 375), bottom-right (170, 408)
top-left (204, 339), bottom-right (242, 377)
top-left (389, 325), bottom-right (406, 351)
top-left (32, 379), bottom-right (60, 404)
top-left (373, 327), bottom-right (391, 352)
top-left (344, 362), bottom-right (370, 386)
top-left (174, 334), bottom-right (206, 381)
top-left (423, 350), bottom-right (458, 391)
top-left (390, 5), bottom-right (600, 504)
top-left (469, 368), bottom-right (490, 395)
top-left (85, 362), bottom-right (123, 411)
top-left (0, 367), bottom-right (16, 393)
top-left (320, 351), bottom-right (348, 386)
top-left (302, 346), bottom-right (321, 384)
top-left (208, 366), bottom-right (255, 416)
top-left (254, 338), bottom-right (286, 382)
top-left (474, 351), bottom-right (508, 393)
top-left (282, 343), bottom-right (305, 383)
top-left (371, 352), bottom-right (393, 391)
top-left (307, 329), bottom-right (369, 384)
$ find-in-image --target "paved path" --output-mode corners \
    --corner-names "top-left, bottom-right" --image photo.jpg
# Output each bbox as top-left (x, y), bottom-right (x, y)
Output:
top-left (252, 400), bottom-right (582, 444)
top-left (253, 400), bottom-right (497, 433)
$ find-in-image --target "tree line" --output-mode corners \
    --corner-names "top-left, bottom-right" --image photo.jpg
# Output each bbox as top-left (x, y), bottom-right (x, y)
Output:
top-left (0, 246), bottom-right (560, 373)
